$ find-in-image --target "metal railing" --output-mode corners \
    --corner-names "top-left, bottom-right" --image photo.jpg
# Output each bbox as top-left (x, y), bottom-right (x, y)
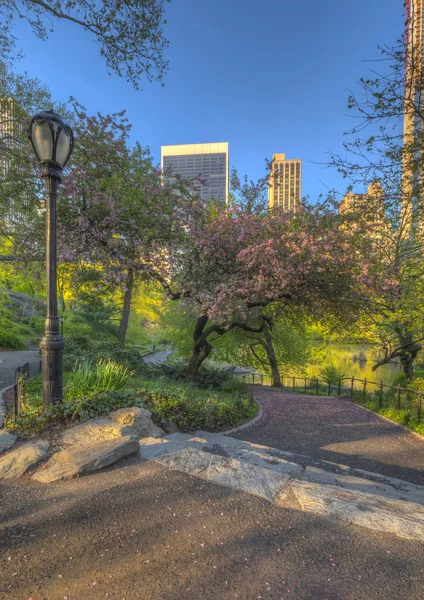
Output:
top-left (13, 360), bottom-right (42, 416)
top-left (240, 373), bottom-right (423, 419)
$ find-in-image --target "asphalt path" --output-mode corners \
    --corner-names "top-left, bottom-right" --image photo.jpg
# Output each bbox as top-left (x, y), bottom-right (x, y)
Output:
top-left (231, 387), bottom-right (424, 486)
top-left (1, 458), bottom-right (423, 600)
top-left (142, 350), bottom-right (174, 365)
top-left (0, 350), bottom-right (41, 389)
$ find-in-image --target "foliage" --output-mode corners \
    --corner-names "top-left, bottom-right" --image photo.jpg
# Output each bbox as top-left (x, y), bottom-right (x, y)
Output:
top-left (159, 363), bottom-right (233, 390)
top-left (328, 29), bottom-right (424, 379)
top-left (213, 312), bottom-right (311, 383)
top-left (377, 408), bottom-right (424, 437)
top-left (8, 372), bottom-right (256, 435)
top-left (134, 378), bottom-right (256, 431)
top-left (65, 359), bottom-right (132, 400)
top-left (0, 292), bottom-right (36, 349)
top-left (318, 365), bottom-right (346, 385)
top-left (391, 372), bottom-right (409, 389)
top-left (1, 0), bottom-right (171, 89)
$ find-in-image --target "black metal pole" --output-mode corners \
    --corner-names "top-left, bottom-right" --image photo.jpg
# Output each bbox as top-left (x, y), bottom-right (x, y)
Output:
top-left (40, 162), bottom-right (64, 409)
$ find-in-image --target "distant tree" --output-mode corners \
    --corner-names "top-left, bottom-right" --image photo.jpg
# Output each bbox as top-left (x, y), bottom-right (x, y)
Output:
top-left (228, 166), bottom-right (270, 214)
top-left (214, 311), bottom-right (312, 387)
top-left (0, 0), bottom-right (171, 89)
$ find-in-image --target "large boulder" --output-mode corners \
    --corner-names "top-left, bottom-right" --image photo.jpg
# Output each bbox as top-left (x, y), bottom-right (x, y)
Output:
top-left (33, 436), bottom-right (140, 483)
top-left (110, 407), bottom-right (164, 438)
top-left (61, 408), bottom-right (164, 446)
top-left (1, 289), bottom-right (45, 318)
top-left (62, 417), bottom-right (125, 446)
top-left (0, 431), bottom-right (17, 455)
top-left (0, 439), bottom-right (49, 479)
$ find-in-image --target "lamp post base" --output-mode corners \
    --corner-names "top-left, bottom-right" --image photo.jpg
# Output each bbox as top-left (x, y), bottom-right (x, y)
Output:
top-left (40, 334), bottom-right (64, 409)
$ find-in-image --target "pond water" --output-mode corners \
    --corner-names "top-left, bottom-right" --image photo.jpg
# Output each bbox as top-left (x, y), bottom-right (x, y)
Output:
top-left (304, 343), bottom-right (402, 386)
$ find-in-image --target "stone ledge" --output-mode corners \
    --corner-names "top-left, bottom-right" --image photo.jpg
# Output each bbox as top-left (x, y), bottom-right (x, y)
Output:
top-left (0, 439), bottom-right (49, 479)
top-left (281, 479), bottom-right (424, 542)
top-left (33, 436), bottom-right (140, 483)
top-left (156, 446), bottom-right (291, 501)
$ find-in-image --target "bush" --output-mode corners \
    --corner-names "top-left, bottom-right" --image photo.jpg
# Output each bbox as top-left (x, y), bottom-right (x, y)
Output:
top-left (93, 340), bottom-right (145, 371)
top-left (221, 377), bottom-right (246, 393)
top-left (318, 365), bottom-right (346, 385)
top-left (61, 389), bottom-right (148, 422)
top-left (159, 363), bottom-right (232, 390)
top-left (141, 383), bottom-right (256, 431)
top-left (391, 372), bottom-right (409, 388)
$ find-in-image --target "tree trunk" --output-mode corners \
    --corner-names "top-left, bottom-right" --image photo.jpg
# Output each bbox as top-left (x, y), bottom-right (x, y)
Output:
top-left (185, 315), bottom-right (211, 380)
top-left (117, 269), bottom-right (134, 346)
top-left (400, 352), bottom-right (415, 380)
top-left (263, 327), bottom-right (281, 387)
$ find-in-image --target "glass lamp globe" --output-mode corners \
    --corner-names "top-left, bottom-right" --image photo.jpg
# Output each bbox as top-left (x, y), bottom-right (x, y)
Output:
top-left (28, 111), bottom-right (74, 168)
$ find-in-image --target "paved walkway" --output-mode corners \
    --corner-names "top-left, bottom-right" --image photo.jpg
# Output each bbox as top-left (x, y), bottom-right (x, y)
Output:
top-left (0, 349), bottom-right (41, 389)
top-left (231, 388), bottom-right (424, 486)
top-left (1, 457), bottom-right (423, 600)
top-left (142, 349), bottom-right (173, 365)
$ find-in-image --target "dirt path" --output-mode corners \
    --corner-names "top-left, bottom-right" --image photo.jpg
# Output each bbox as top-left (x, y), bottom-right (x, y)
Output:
top-left (231, 387), bottom-right (424, 486)
top-left (1, 457), bottom-right (423, 600)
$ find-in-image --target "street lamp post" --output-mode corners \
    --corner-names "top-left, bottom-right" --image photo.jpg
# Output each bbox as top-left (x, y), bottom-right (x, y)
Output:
top-left (28, 111), bottom-right (74, 409)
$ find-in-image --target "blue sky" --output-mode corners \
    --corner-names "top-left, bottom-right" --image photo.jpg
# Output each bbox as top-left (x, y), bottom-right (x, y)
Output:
top-left (11, 0), bottom-right (402, 200)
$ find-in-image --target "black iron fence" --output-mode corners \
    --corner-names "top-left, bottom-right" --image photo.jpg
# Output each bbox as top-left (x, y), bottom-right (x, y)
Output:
top-left (13, 360), bottom-right (42, 416)
top-left (240, 373), bottom-right (423, 419)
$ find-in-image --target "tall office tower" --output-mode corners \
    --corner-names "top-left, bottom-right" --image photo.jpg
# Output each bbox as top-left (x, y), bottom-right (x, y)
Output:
top-left (268, 153), bottom-right (302, 212)
top-left (161, 142), bottom-right (229, 205)
top-left (403, 0), bottom-right (424, 235)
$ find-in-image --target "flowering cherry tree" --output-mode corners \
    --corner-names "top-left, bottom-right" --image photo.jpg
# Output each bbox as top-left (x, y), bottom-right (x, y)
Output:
top-left (161, 203), bottom-right (390, 379)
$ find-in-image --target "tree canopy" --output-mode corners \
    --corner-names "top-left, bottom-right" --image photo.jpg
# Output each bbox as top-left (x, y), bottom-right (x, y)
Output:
top-left (1, 0), bottom-right (171, 89)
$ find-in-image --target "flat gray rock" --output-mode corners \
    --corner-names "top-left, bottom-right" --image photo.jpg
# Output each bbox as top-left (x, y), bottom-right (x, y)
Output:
top-left (33, 436), bottom-right (139, 483)
top-left (0, 439), bottom-right (49, 479)
top-left (156, 447), bottom-right (290, 500)
top-left (301, 466), bottom-right (337, 485)
top-left (110, 407), bottom-right (164, 438)
top-left (0, 430), bottom-right (17, 454)
top-left (283, 480), bottom-right (424, 542)
top-left (352, 468), bottom-right (424, 493)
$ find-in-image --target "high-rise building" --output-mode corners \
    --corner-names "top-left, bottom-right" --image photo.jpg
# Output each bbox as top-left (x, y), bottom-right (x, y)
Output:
top-left (339, 182), bottom-right (388, 237)
top-left (268, 153), bottom-right (302, 212)
top-left (403, 0), bottom-right (424, 234)
top-left (161, 142), bottom-right (229, 205)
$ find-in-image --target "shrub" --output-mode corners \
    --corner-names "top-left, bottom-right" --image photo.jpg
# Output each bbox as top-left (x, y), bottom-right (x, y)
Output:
top-left (221, 377), bottom-right (246, 393)
top-left (318, 365), bottom-right (346, 385)
top-left (61, 389), bottom-right (148, 421)
top-left (93, 340), bottom-right (145, 371)
top-left (142, 386), bottom-right (255, 431)
top-left (391, 372), bottom-right (409, 388)
top-left (159, 363), bottom-right (232, 390)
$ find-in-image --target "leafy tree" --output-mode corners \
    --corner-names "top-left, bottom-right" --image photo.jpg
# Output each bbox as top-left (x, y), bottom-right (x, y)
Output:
top-left (228, 165), bottom-right (270, 214)
top-left (214, 312), bottom-right (311, 387)
top-left (0, 0), bottom-right (171, 89)
top-left (329, 18), bottom-right (424, 378)
top-left (159, 201), bottom-right (388, 380)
